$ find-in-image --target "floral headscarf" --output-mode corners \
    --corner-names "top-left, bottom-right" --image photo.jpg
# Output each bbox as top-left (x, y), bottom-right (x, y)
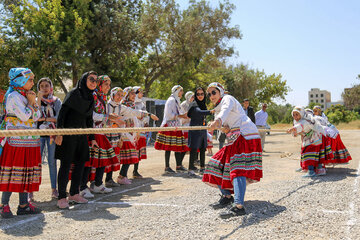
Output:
top-left (5, 68), bottom-right (34, 99)
top-left (133, 86), bottom-right (143, 103)
top-left (93, 75), bottom-right (111, 114)
top-left (207, 82), bottom-right (225, 97)
top-left (108, 87), bottom-right (123, 107)
top-left (122, 86), bottom-right (135, 108)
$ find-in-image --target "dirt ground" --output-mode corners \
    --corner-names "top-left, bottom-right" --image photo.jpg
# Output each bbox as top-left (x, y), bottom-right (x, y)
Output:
top-left (0, 130), bottom-right (359, 239)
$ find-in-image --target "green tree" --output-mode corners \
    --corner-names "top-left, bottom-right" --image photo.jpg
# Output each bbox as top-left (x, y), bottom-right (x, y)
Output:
top-left (342, 75), bottom-right (360, 111)
top-left (1, 0), bottom-right (92, 92)
top-left (325, 104), bottom-right (360, 125)
top-left (267, 103), bottom-right (293, 124)
top-left (84, 0), bottom-right (142, 87)
top-left (222, 64), bottom-right (290, 109)
top-left (138, 0), bottom-right (241, 96)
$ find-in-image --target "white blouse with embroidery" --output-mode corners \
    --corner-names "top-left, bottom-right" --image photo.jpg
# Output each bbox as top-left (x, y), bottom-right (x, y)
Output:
top-left (293, 119), bottom-right (323, 147)
top-left (313, 115), bottom-right (339, 138)
top-left (160, 96), bottom-right (182, 127)
top-left (4, 91), bottom-right (41, 146)
top-left (214, 95), bottom-right (259, 140)
top-left (134, 101), bottom-right (149, 127)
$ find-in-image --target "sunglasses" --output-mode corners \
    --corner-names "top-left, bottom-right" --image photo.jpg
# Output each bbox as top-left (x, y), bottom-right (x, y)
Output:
top-left (207, 90), bottom-right (218, 98)
top-left (88, 76), bottom-right (98, 84)
top-left (196, 92), bottom-right (204, 96)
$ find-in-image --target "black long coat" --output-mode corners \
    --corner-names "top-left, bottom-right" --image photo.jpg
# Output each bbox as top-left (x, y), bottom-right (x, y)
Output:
top-left (187, 105), bottom-right (211, 150)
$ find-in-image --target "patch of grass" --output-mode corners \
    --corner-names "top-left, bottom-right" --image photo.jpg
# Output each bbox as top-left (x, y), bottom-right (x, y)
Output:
top-left (269, 123), bottom-right (292, 130)
top-left (335, 119), bottom-right (360, 130)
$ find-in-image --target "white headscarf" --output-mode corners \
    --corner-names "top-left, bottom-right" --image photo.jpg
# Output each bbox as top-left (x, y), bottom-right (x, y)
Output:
top-left (292, 106), bottom-right (305, 119)
top-left (133, 86), bottom-right (143, 103)
top-left (185, 91), bottom-right (194, 104)
top-left (181, 91), bottom-right (194, 113)
top-left (109, 87), bottom-right (123, 106)
top-left (170, 85), bottom-right (183, 113)
top-left (122, 86), bottom-right (133, 102)
top-left (207, 82), bottom-right (225, 97)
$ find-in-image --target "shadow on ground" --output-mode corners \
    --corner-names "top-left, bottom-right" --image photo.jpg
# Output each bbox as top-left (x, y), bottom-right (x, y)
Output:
top-left (220, 200), bottom-right (286, 240)
top-left (0, 177), bottom-right (162, 237)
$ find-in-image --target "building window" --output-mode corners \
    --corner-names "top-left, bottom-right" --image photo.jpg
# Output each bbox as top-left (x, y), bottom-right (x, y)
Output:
top-left (310, 94), bottom-right (313, 98)
top-left (316, 94), bottom-right (318, 97)
top-left (321, 105), bottom-right (324, 108)
top-left (321, 94), bottom-right (324, 97)
top-left (316, 100), bottom-right (318, 103)
top-left (310, 100), bottom-right (313, 103)
top-left (321, 99), bottom-right (324, 103)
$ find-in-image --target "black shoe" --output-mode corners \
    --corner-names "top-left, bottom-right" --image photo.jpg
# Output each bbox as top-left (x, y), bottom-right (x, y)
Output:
top-left (1, 205), bottom-right (14, 219)
top-left (188, 166), bottom-right (198, 172)
top-left (199, 168), bottom-right (205, 175)
top-left (16, 203), bottom-right (41, 215)
top-left (219, 205), bottom-right (246, 219)
top-left (133, 171), bottom-right (143, 179)
top-left (176, 166), bottom-right (187, 172)
top-left (210, 195), bottom-right (234, 209)
top-left (164, 167), bottom-right (176, 174)
top-left (187, 171), bottom-right (198, 178)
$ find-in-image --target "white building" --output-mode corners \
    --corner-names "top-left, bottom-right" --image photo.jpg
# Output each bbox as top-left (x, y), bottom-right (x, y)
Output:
top-left (308, 88), bottom-right (331, 110)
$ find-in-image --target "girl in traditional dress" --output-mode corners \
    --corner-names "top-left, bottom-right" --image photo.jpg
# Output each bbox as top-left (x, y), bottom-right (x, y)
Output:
top-left (202, 82), bottom-right (262, 218)
top-left (180, 91), bottom-right (194, 154)
top-left (154, 85), bottom-right (189, 173)
top-left (313, 106), bottom-right (351, 165)
top-left (129, 86), bottom-right (158, 178)
top-left (37, 77), bottom-right (62, 199)
top-left (287, 106), bottom-right (328, 178)
top-left (106, 87), bottom-right (156, 184)
top-left (0, 68), bottom-right (42, 218)
top-left (55, 71), bottom-right (98, 209)
top-left (80, 75), bottom-right (119, 198)
top-left (187, 87), bottom-right (212, 175)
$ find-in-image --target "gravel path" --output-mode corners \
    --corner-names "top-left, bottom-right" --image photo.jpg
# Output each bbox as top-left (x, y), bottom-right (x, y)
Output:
top-left (0, 130), bottom-right (359, 240)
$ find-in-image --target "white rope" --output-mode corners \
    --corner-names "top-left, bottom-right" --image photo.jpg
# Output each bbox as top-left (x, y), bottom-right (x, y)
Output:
top-left (0, 126), bottom-right (286, 137)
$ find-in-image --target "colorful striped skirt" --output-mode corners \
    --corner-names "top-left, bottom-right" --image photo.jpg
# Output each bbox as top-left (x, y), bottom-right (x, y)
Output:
top-left (154, 123), bottom-right (187, 152)
top-left (120, 134), bottom-right (139, 165)
top-left (202, 134), bottom-right (262, 191)
top-left (136, 133), bottom-right (147, 160)
top-left (319, 136), bottom-right (334, 166)
top-left (329, 134), bottom-right (352, 164)
top-left (0, 139), bottom-right (41, 192)
top-left (86, 134), bottom-right (120, 180)
top-left (301, 143), bottom-right (322, 170)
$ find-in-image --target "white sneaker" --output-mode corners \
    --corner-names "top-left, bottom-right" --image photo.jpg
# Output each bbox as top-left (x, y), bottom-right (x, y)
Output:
top-left (80, 188), bottom-right (94, 199)
top-left (91, 184), bottom-right (112, 194)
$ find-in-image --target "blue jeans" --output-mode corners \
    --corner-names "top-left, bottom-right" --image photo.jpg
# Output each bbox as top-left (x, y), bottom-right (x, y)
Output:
top-left (233, 176), bottom-right (246, 205)
top-left (218, 185), bottom-right (232, 196)
top-left (218, 177), bottom-right (246, 205)
top-left (40, 137), bottom-right (57, 189)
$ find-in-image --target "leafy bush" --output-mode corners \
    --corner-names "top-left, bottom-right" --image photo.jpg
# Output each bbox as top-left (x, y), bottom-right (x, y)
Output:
top-left (325, 105), bottom-right (360, 125)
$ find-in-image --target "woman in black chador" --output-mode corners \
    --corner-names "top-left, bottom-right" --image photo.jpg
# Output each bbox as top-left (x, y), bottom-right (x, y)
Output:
top-left (55, 71), bottom-right (99, 209)
top-left (187, 87), bottom-right (213, 175)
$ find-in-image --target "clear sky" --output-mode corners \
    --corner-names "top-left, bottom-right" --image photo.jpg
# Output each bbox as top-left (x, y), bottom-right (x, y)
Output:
top-left (176, 0), bottom-right (360, 106)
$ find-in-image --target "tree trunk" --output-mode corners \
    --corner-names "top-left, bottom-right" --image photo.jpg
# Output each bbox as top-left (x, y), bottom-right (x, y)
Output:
top-left (71, 59), bottom-right (78, 87)
top-left (55, 76), bottom-right (68, 95)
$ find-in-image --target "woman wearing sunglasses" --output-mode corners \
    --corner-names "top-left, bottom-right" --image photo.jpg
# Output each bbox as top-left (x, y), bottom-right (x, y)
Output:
top-left (55, 71), bottom-right (99, 209)
top-left (202, 82), bottom-right (263, 219)
top-left (155, 85), bottom-right (189, 173)
top-left (187, 87), bottom-right (213, 176)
